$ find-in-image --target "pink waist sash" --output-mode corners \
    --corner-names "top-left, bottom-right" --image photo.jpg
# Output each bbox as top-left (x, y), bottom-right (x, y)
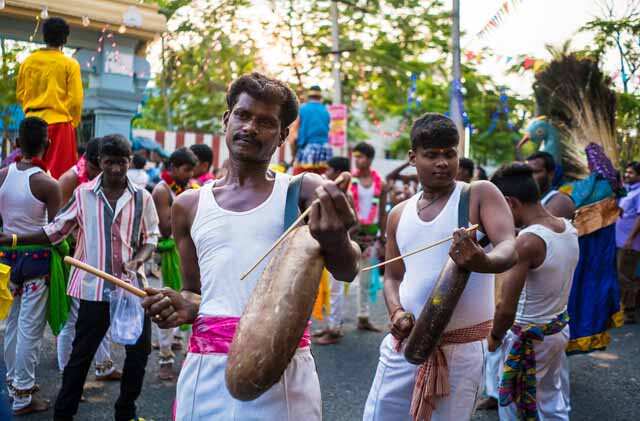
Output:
top-left (189, 316), bottom-right (312, 354)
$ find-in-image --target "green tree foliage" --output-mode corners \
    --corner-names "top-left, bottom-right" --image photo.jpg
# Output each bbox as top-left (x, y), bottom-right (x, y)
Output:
top-left (135, 0), bottom-right (259, 132)
top-left (137, 0), bottom-right (533, 165)
top-left (580, 1), bottom-right (640, 94)
top-left (579, 2), bottom-right (640, 164)
top-left (616, 92), bottom-right (640, 164)
top-left (0, 39), bottom-right (24, 154)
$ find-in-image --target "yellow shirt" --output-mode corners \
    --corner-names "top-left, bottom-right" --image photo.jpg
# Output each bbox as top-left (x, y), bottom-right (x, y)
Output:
top-left (17, 49), bottom-right (84, 127)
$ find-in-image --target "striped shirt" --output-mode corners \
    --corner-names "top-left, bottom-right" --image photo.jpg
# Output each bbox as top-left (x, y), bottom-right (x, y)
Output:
top-left (44, 174), bottom-right (159, 302)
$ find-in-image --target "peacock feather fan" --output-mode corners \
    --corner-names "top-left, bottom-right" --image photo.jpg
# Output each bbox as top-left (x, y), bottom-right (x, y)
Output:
top-left (533, 52), bottom-right (617, 180)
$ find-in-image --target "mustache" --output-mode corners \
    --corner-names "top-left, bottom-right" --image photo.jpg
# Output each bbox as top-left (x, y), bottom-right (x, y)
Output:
top-left (233, 133), bottom-right (258, 144)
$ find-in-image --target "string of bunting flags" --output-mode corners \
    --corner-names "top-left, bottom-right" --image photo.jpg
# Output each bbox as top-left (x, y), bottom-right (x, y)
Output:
top-left (476, 0), bottom-right (526, 39)
top-left (464, 50), bottom-right (546, 72)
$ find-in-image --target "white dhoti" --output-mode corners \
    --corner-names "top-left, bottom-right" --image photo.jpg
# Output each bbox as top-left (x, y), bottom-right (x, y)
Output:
top-left (363, 334), bottom-right (486, 421)
top-left (483, 340), bottom-right (503, 399)
top-left (175, 347), bottom-right (322, 421)
top-left (328, 274), bottom-right (344, 330)
top-left (498, 325), bottom-right (571, 421)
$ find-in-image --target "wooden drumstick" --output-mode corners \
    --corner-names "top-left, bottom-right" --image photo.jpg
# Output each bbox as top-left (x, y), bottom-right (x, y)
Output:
top-left (64, 256), bottom-right (147, 298)
top-left (360, 224), bottom-right (480, 272)
top-left (240, 174), bottom-right (347, 280)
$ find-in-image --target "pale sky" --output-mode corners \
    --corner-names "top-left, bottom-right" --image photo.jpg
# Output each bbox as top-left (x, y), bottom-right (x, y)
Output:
top-left (456, 0), bottom-right (624, 95)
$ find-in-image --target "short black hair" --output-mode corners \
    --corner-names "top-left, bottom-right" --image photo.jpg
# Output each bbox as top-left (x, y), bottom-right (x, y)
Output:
top-left (190, 144), bottom-right (213, 169)
top-left (459, 157), bottom-right (475, 174)
top-left (526, 151), bottom-right (555, 173)
top-left (43, 18), bottom-right (70, 47)
top-left (132, 153), bottom-right (147, 170)
top-left (626, 161), bottom-right (640, 175)
top-left (169, 147), bottom-right (197, 168)
top-left (491, 162), bottom-right (540, 204)
top-left (85, 137), bottom-right (102, 167)
top-left (226, 73), bottom-right (299, 129)
top-left (327, 157), bottom-right (351, 173)
top-left (410, 113), bottom-right (459, 150)
top-left (99, 134), bottom-right (132, 158)
top-left (18, 117), bottom-right (48, 156)
top-left (353, 142), bottom-right (375, 160)
top-left (476, 166), bottom-right (488, 180)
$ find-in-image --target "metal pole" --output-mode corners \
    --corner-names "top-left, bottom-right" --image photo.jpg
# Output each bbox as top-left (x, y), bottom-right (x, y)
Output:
top-left (161, 33), bottom-right (173, 131)
top-left (330, 0), bottom-right (342, 105)
top-left (449, 0), bottom-right (466, 156)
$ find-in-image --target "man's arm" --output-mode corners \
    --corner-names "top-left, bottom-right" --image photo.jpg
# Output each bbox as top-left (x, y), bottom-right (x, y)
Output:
top-left (126, 191), bottom-right (160, 271)
top-left (547, 193), bottom-right (575, 220)
top-left (58, 169), bottom-right (79, 205)
top-left (378, 181), bottom-right (389, 239)
top-left (67, 61), bottom-right (84, 127)
top-left (381, 202), bottom-right (415, 342)
top-left (152, 185), bottom-right (172, 238)
top-left (142, 190), bottom-right (201, 328)
top-left (453, 181), bottom-right (517, 273)
top-left (385, 161), bottom-right (410, 184)
top-left (31, 174), bottom-right (62, 222)
top-left (489, 234), bottom-right (545, 350)
top-left (300, 172), bottom-right (360, 282)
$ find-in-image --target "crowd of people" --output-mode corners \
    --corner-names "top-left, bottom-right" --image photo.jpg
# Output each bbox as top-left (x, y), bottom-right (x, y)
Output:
top-left (0, 16), bottom-right (638, 421)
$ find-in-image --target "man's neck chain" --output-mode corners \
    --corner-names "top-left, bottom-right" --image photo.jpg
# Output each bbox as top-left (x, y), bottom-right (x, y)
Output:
top-left (417, 184), bottom-right (455, 213)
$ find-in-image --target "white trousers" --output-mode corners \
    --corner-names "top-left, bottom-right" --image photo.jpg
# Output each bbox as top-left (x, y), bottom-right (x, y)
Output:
top-left (4, 279), bottom-right (48, 410)
top-left (364, 334), bottom-right (485, 421)
top-left (175, 347), bottom-right (322, 421)
top-left (57, 297), bottom-right (113, 374)
top-left (483, 340), bottom-right (503, 400)
top-left (357, 246), bottom-right (376, 318)
top-left (498, 325), bottom-right (571, 421)
top-left (328, 274), bottom-right (344, 330)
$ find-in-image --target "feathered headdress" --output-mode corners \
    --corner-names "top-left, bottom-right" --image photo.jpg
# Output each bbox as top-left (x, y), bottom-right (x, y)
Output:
top-left (533, 53), bottom-right (618, 177)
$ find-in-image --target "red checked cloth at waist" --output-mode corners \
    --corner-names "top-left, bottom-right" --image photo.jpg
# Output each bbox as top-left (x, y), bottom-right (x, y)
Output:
top-left (410, 320), bottom-right (493, 421)
top-left (189, 316), bottom-right (311, 354)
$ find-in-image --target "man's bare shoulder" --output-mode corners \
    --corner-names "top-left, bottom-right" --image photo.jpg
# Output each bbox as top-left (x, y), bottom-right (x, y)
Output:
top-left (469, 180), bottom-right (501, 197)
top-left (174, 188), bottom-right (200, 209)
top-left (387, 199), bottom-right (410, 230)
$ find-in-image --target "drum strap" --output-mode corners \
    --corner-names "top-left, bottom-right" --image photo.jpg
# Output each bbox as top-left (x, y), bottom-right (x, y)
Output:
top-left (458, 182), bottom-right (490, 248)
top-left (284, 173), bottom-right (306, 229)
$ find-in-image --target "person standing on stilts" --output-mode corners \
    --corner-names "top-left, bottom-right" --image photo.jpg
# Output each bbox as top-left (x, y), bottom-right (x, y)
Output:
top-left (0, 117), bottom-right (62, 415)
top-left (142, 73), bottom-right (360, 420)
top-left (363, 113), bottom-right (517, 421)
top-left (489, 163), bottom-right (579, 420)
top-left (16, 17), bottom-right (83, 179)
top-left (151, 147), bottom-right (198, 380)
top-left (352, 142), bottom-right (387, 332)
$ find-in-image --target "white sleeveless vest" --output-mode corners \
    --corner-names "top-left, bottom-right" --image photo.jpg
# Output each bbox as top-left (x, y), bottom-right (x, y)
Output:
top-left (516, 219), bottom-right (579, 324)
top-left (0, 163), bottom-right (48, 235)
top-left (396, 183), bottom-right (495, 331)
top-left (190, 173), bottom-right (290, 317)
